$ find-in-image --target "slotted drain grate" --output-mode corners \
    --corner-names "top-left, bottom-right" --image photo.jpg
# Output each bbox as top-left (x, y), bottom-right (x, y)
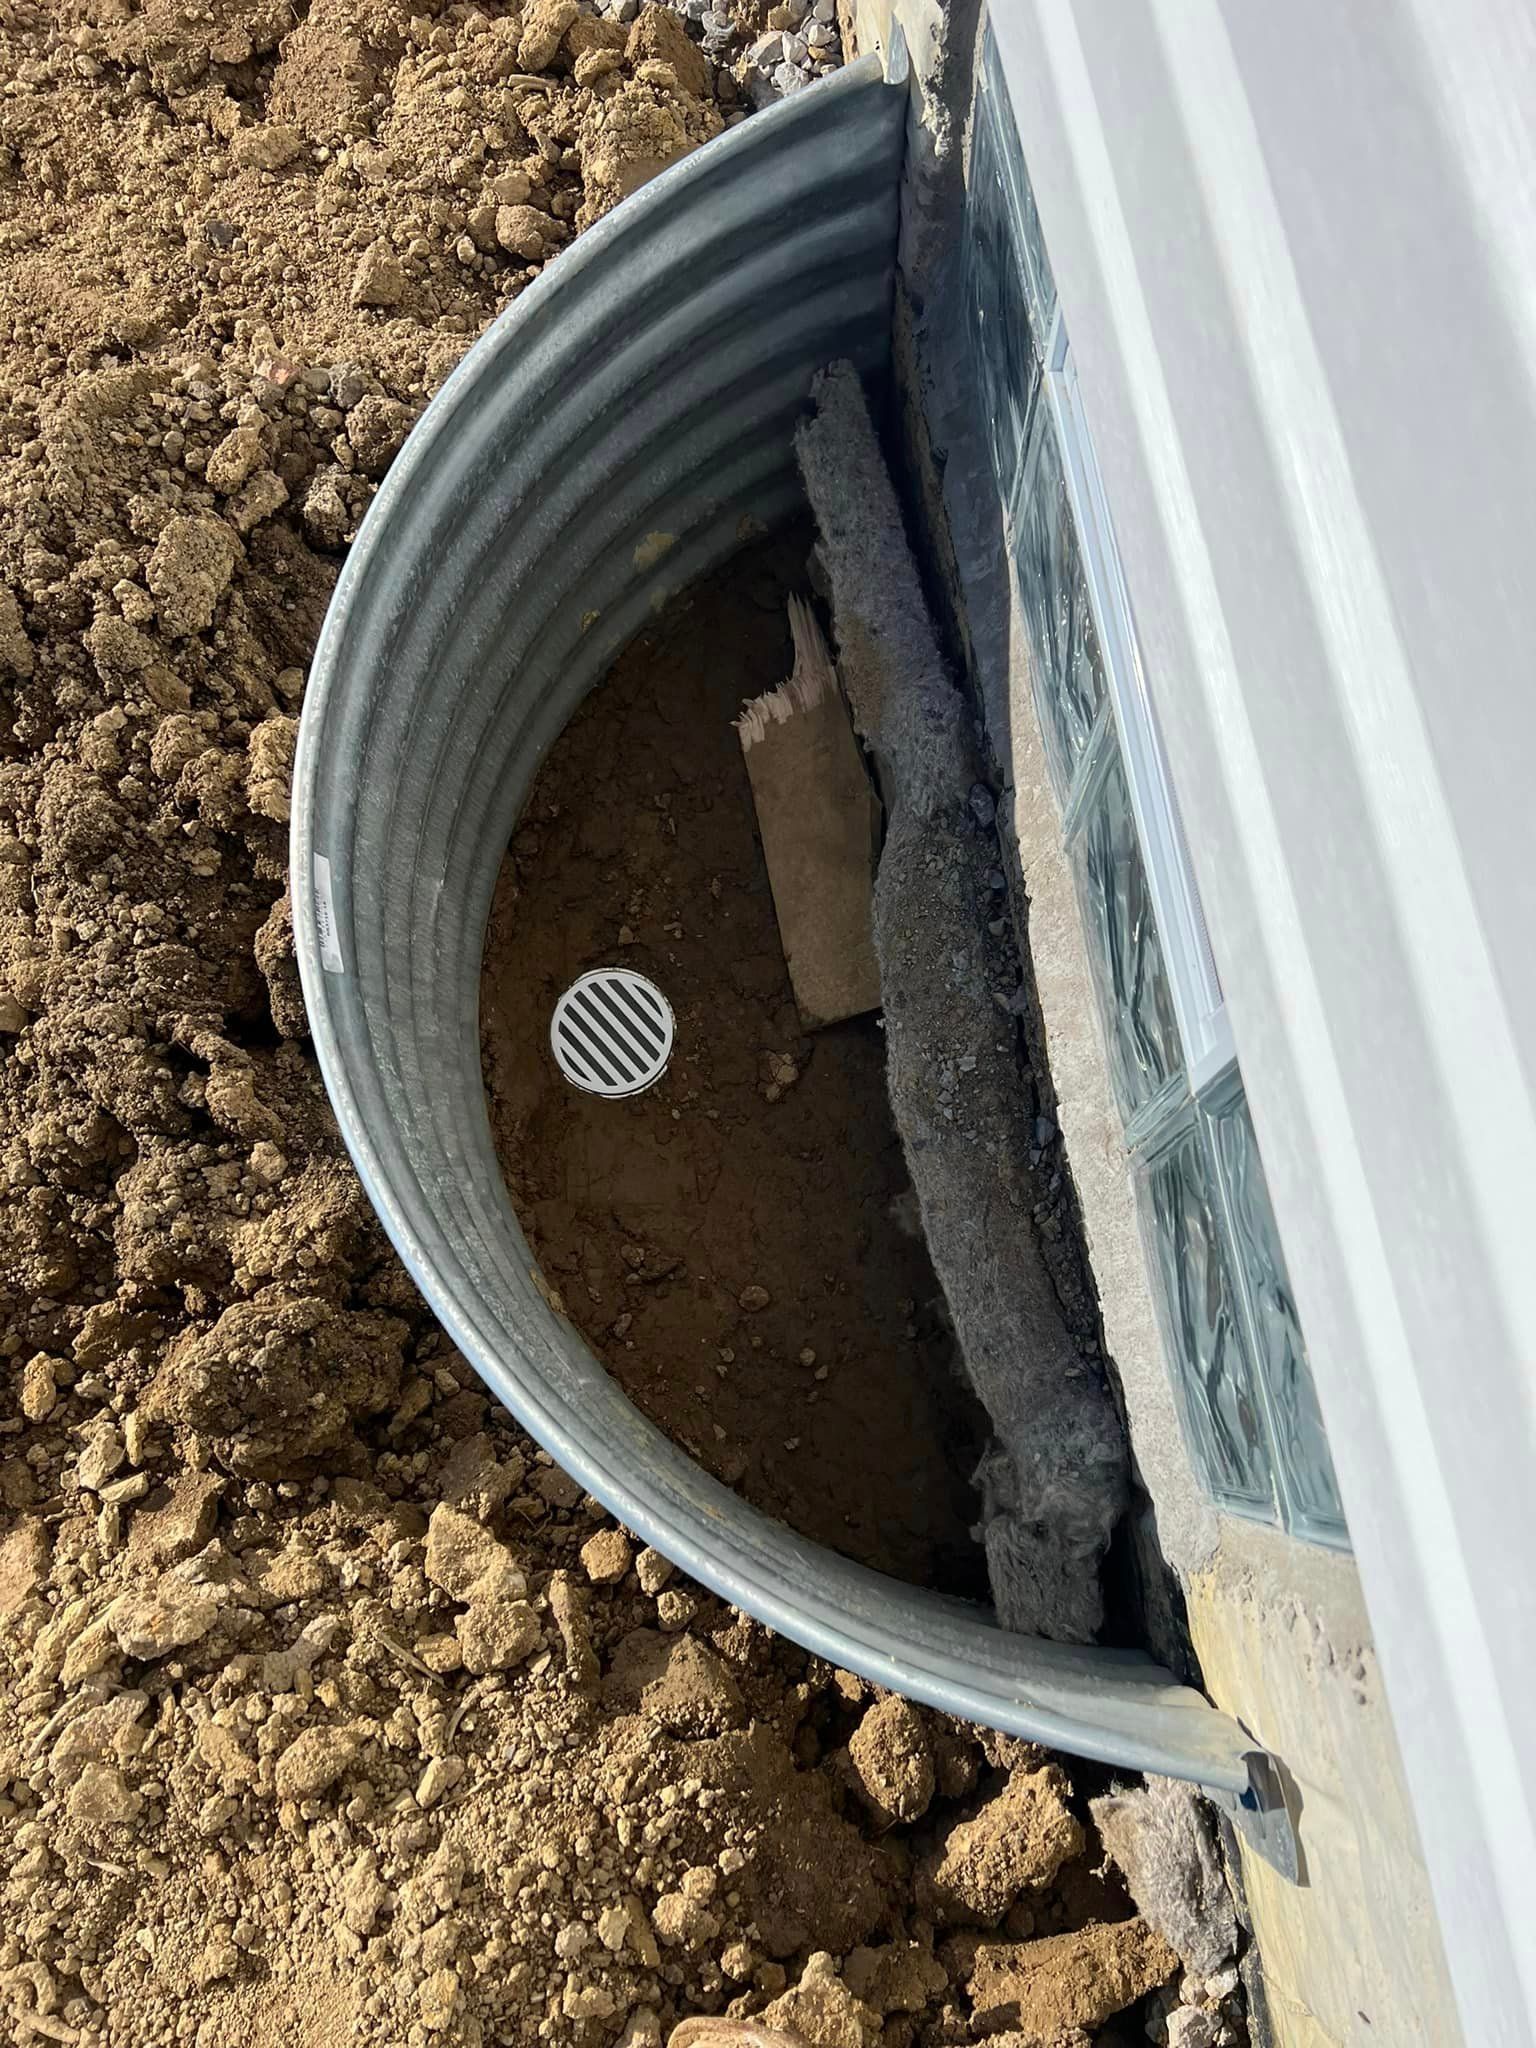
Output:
top-left (550, 968), bottom-right (675, 1099)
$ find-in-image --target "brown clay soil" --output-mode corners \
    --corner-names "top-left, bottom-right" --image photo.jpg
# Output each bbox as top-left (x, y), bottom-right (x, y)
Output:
top-left (0, 4), bottom-right (1240, 2046)
top-left (482, 534), bottom-right (991, 1600)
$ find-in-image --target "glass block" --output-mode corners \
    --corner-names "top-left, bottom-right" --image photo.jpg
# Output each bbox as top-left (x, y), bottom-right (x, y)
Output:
top-left (1141, 1113), bottom-right (1279, 1520)
top-left (982, 25), bottom-right (1056, 343)
top-left (1207, 1082), bottom-right (1349, 1545)
top-left (1014, 402), bottom-right (1107, 797)
top-left (1068, 747), bottom-right (1184, 1119)
top-left (963, 85), bottom-right (1041, 502)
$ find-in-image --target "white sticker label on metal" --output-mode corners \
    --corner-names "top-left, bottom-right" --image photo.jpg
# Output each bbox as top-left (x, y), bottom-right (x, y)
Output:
top-left (313, 854), bottom-right (344, 975)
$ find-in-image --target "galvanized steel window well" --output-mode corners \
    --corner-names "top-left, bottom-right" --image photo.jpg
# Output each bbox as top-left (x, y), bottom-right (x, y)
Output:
top-left (967, 24), bottom-right (1345, 1546)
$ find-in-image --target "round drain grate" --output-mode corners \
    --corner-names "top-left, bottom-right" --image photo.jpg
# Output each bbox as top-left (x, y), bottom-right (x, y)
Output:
top-left (550, 968), bottom-right (675, 1099)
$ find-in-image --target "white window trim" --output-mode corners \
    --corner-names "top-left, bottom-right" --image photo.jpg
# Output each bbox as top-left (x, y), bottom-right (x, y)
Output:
top-left (1043, 309), bottom-right (1235, 1097)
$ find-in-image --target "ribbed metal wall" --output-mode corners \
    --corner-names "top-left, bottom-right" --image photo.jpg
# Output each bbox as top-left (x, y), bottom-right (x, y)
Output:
top-left (292, 50), bottom-right (1283, 1826)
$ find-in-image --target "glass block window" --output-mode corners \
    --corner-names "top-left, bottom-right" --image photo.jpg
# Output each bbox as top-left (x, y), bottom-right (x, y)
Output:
top-left (1203, 1075), bottom-right (1346, 1538)
top-left (1068, 742), bottom-right (1184, 1121)
top-left (963, 21), bottom-right (1347, 1547)
top-left (1141, 1108), bottom-right (1277, 1517)
top-left (1016, 397), bottom-right (1107, 799)
top-left (981, 28), bottom-right (1056, 354)
top-left (963, 77), bottom-right (1042, 500)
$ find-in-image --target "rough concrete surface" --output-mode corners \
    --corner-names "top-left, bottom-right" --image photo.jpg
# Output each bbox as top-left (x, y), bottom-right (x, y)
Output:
top-left (796, 362), bottom-right (1129, 1644)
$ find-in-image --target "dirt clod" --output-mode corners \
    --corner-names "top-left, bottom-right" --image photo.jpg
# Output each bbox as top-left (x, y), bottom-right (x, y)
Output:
top-left (962, 1918), bottom-right (1180, 2041)
top-left (925, 1764), bottom-right (1085, 1925)
top-left (847, 1695), bottom-right (935, 1827)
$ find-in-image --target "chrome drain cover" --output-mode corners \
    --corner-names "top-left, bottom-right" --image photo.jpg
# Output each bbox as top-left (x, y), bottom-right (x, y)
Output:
top-left (550, 968), bottom-right (675, 1099)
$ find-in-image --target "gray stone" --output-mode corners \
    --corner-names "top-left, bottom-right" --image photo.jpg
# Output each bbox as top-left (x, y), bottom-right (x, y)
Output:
top-left (1091, 1777), bottom-right (1239, 1979)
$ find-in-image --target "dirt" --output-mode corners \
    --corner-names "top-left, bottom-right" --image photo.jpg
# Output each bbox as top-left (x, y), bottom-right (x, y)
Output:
top-left (0, 4), bottom-right (1241, 2046)
top-left (481, 536), bottom-right (991, 1599)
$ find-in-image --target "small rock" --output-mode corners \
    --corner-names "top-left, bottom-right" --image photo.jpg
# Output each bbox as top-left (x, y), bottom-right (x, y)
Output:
top-left (616, 2012), bottom-right (661, 2048)
top-left (439, 1433), bottom-right (522, 1520)
top-left (518, 0), bottom-right (579, 66)
top-left (301, 471), bottom-right (351, 550)
top-left (487, 168), bottom-right (532, 208)
top-left (342, 1851), bottom-right (392, 1936)
top-left (192, 1941), bottom-right (240, 1987)
top-left (574, 44), bottom-right (624, 83)
top-left (246, 712), bottom-right (297, 822)
top-left (55, 1611), bottom-right (122, 1689)
top-left (196, 1721), bottom-right (257, 1794)
top-left (344, 392), bottom-right (413, 479)
top-left (273, 1724), bottom-right (361, 1802)
top-left (1168, 2009), bottom-right (1224, 2048)
top-left (417, 1755), bottom-right (466, 1809)
top-left (597, 1904), bottom-right (631, 1952)
top-left (350, 242), bottom-right (406, 309)
top-left (759, 1952), bottom-right (882, 2048)
top-left (759, 1050), bottom-right (800, 1101)
top-left (205, 425), bottom-right (267, 495)
top-left (495, 202), bottom-right (557, 261)
top-left (127, 1472), bottom-right (223, 1568)
top-left (108, 1578), bottom-right (221, 1660)
top-left (580, 1528), bottom-right (632, 1585)
top-left (634, 1545), bottom-right (673, 1594)
top-left (546, 1570), bottom-right (599, 1687)
top-left (229, 468), bottom-right (288, 536)
top-left (48, 1691), bottom-right (149, 1789)
top-left (655, 1588), bottom-right (697, 1632)
top-left (100, 1472), bottom-right (150, 1506)
top-left (20, 1352), bottom-right (58, 1423)
top-left (969, 782), bottom-right (997, 827)
top-left (416, 1632), bottom-right (463, 1674)
top-left (76, 1419), bottom-right (126, 1492)
top-left (563, 1980), bottom-right (617, 2021)
top-left (0, 1519), bottom-right (49, 1617)
top-left (456, 1596), bottom-right (540, 1675)
top-left (652, 1887), bottom-right (720, 1949)
top-left (249, 1140), bottom-right (287, 1186)
top-left (738, 1285), bottom-right (771, 1312)
top-left (66, 1761), bottom-right (142, 1827)
top-left (229, 122), bottom-right (303, 170)
top-left (424, 1502), bottom-right (526, 1604)
top-left (418, 1967), bottom-right (460, 2031)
